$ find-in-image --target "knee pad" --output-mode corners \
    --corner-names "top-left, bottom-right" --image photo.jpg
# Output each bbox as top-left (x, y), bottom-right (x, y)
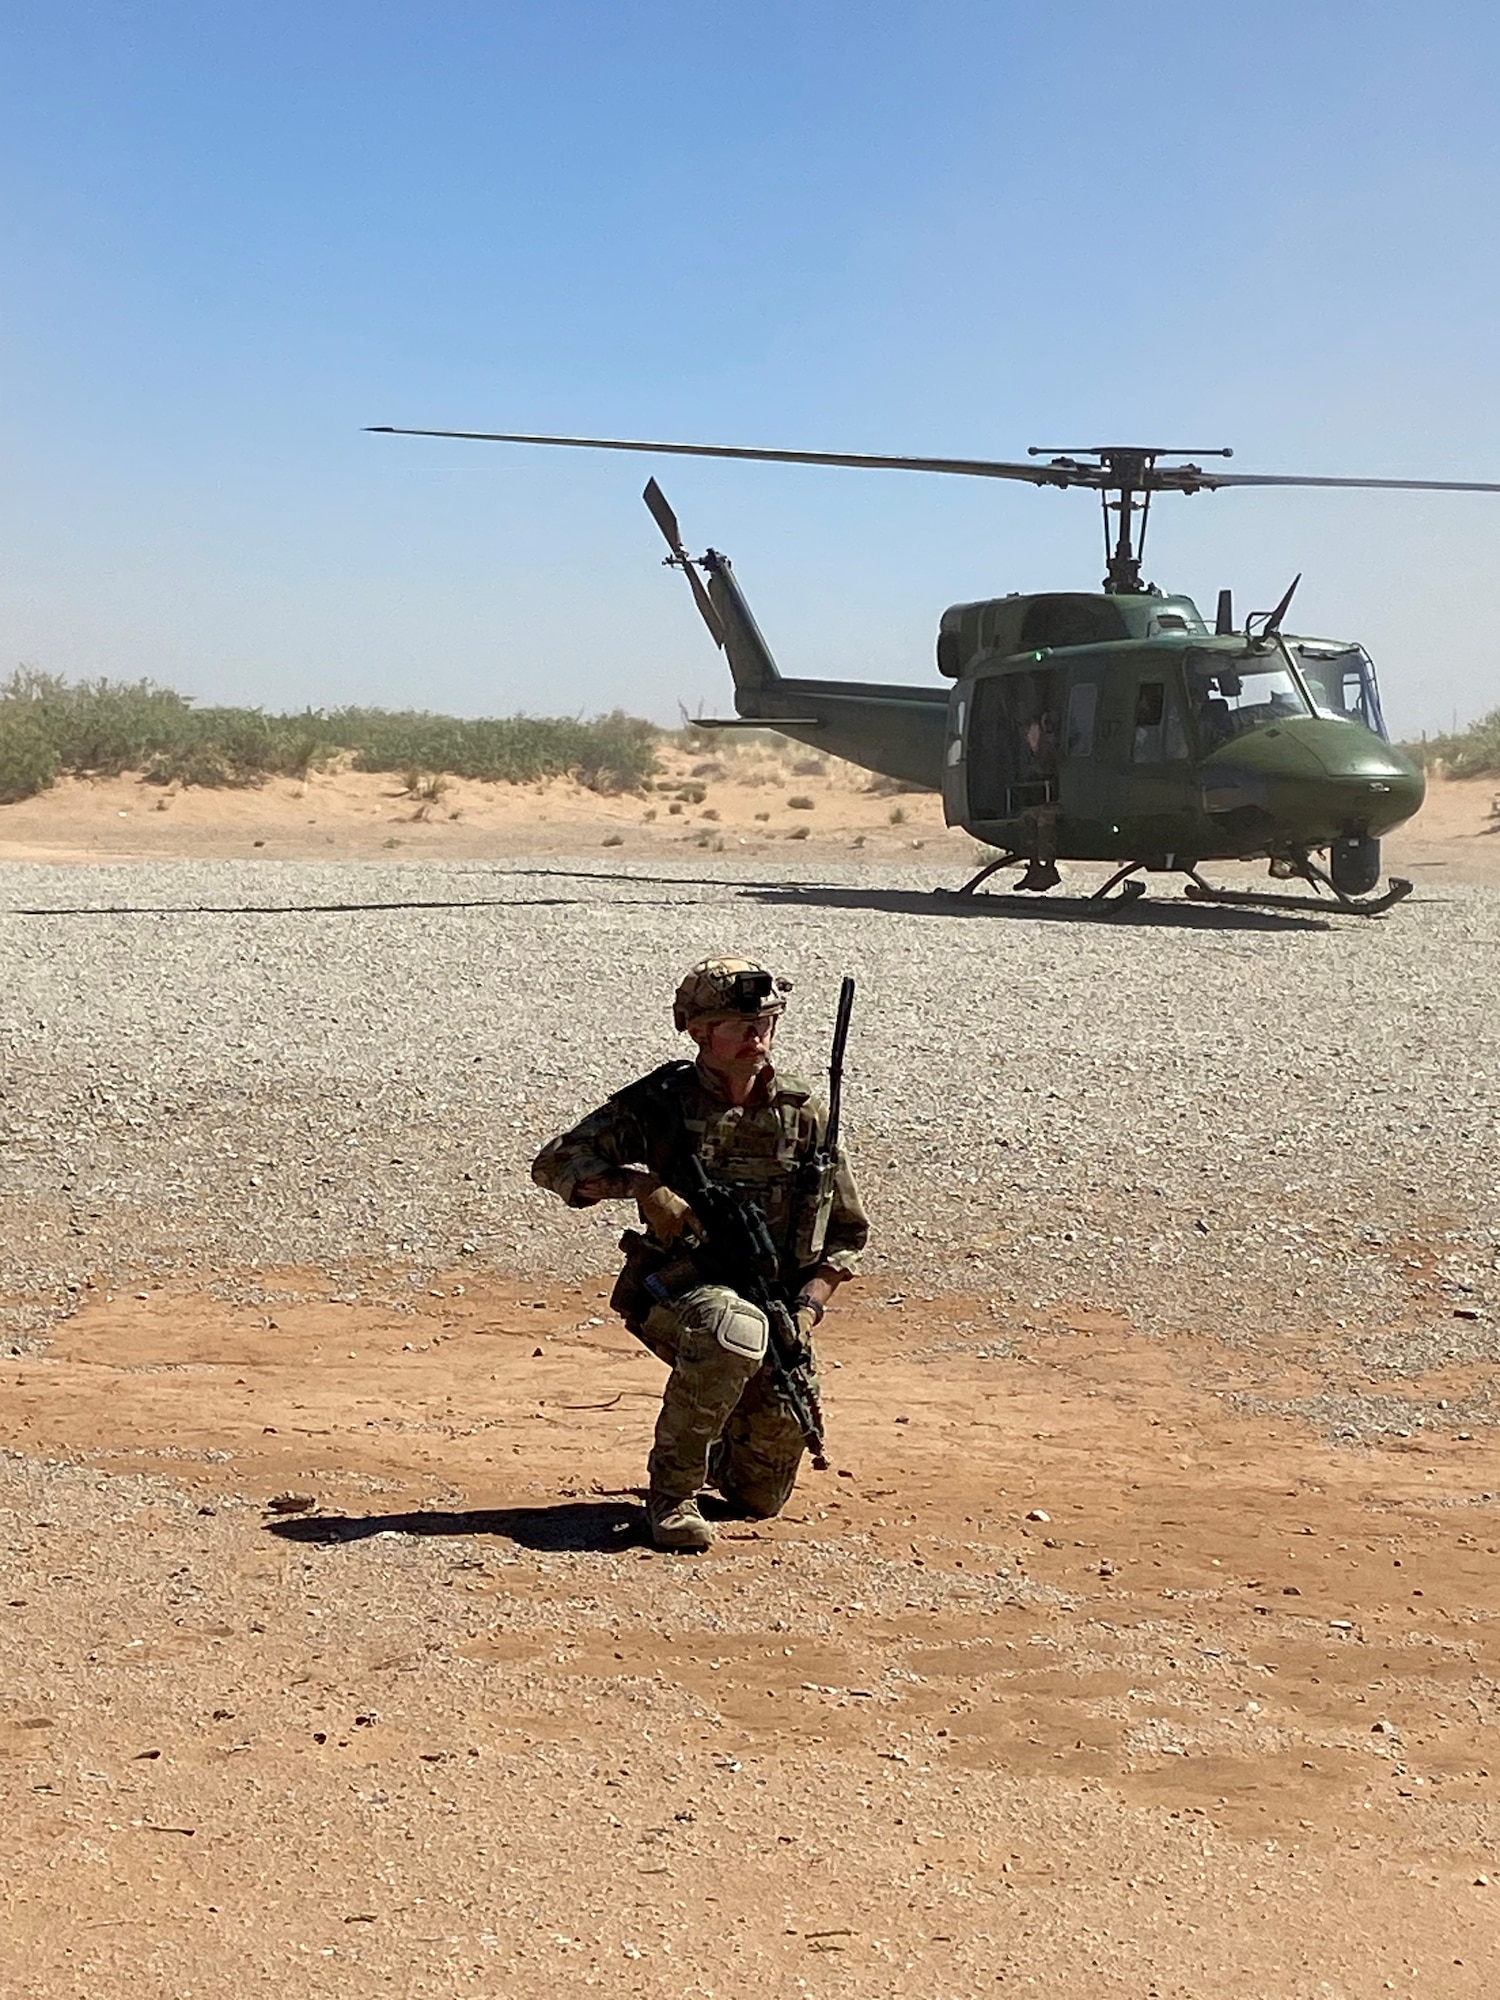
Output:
top-left (685, 1285), bottom-right (769, 1364)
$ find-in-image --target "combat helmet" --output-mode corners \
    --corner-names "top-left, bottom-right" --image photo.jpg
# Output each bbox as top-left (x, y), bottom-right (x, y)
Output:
top-left (672, 957), bottom-right (793, 1033)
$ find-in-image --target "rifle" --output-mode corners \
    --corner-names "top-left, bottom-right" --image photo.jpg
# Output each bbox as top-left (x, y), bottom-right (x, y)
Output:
top-left (817, 973), bottom-right (856, 1175)
top-left (671, 1149), bottom-right (829, 1470)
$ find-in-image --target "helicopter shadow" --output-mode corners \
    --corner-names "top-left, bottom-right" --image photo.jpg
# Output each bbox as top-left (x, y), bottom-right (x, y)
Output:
top-left (737, 882), bottom-right (1332, 933)
top-left (8, 891), bottom-right (682, 920)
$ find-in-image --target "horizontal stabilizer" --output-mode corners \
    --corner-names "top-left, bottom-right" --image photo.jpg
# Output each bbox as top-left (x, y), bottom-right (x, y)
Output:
top-left (692, 716), bottom-right (824, 729)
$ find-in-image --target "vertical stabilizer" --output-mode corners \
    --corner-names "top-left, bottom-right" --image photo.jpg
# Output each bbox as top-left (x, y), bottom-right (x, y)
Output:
top-left (702, 550), bottom-right (782, 700)
top-left (641, 480), bottom-right (781, 710)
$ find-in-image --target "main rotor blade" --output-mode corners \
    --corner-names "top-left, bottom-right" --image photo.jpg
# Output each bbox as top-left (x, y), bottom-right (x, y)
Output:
top-left (1190, 471), bottom-right (1500, 493)
top-left (367, 428), bottom-right (1500, 495)
top-left (367, 426), bottom-right (1071, 485)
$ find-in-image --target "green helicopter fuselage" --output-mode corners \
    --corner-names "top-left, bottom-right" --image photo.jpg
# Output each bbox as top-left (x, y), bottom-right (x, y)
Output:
top-left (703, 565), bottom-right (1425, 869)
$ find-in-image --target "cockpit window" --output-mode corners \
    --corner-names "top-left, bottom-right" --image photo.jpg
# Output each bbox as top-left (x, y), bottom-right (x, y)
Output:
top-left (1189, 655), bottom-right (1311, 748)
top-left (1292, 644), bottom-right (1388, 739)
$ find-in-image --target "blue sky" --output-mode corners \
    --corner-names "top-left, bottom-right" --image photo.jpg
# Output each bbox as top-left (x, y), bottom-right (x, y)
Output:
top-left (4, 1), bottom-right (1500, 734)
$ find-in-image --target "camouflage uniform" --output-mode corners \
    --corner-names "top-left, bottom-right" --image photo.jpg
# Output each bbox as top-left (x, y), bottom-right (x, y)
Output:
top-left (531, 1057), bottom-right (867, 1518)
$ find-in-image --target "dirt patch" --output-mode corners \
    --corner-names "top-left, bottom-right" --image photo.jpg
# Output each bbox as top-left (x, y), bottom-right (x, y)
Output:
top-left (3, 1273), bottom-right (1498, 1996)
top-left (0, 742), bottom-right (969, 869)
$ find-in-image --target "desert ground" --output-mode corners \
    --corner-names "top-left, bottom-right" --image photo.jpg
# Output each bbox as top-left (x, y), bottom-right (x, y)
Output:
top-left (2, 753), bottom-right (1498, 1999)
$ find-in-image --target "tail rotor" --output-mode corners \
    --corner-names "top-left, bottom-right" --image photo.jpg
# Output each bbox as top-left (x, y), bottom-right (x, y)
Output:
top-left (643, 479), bottom-right (726, 648)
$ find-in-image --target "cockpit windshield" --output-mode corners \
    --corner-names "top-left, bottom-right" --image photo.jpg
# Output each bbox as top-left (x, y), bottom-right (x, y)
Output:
top-left (1291, 644), bottom-right (1388, 739)
top-left (1188, 653), bottom-right (1312, 748)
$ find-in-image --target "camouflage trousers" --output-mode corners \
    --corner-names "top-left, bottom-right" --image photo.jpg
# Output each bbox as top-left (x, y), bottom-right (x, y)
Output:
top-left (639, 1283), bottom-right (817, 1518)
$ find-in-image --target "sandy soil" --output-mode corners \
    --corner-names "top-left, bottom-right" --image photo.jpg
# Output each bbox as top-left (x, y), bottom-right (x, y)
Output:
top-left (2, 747), bottom-right (1495, 882)
top-left (3, 1275), bottom-right (1499, 1998)
top-left (3, 758), bottom-right (1498, 1997)
top-left (0, 742), bottom-right (969, 868)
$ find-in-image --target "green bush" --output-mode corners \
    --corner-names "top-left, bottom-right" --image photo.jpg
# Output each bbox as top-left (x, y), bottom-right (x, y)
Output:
top-left (1408, 706), bottom-right (1500, 779)
top-left (0, 709), bottom-right (61, 803)
top-left (0, 671), bottom-right (663, 795)
top-left (339, 705), bottom-right (658, 791)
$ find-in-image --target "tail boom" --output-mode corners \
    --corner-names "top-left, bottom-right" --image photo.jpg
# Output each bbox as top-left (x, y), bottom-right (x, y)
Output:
top-left (650, 487), bottom-right (946, 790)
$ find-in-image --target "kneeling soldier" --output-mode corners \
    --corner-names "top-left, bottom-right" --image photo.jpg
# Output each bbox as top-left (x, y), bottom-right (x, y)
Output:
top-left (531, 958), bottom-right (868, 1551)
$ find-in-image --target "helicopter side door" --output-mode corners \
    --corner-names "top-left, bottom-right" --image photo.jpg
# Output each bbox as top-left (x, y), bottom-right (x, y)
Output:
top-left (1108, 660), bottom-right (1198, 858)
top-left (958, 666), bottom-right (1064, 827)
top-left (1052, 667), bottom-right (1112, 851)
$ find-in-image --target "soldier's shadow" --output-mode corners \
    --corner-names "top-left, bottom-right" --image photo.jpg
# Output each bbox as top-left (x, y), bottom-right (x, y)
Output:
top-left (267, 1499), bottom-right (644, 1554)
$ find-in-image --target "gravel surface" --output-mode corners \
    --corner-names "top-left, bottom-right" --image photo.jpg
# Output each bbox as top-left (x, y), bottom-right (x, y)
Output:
top-left (3, 855), bottom-right (1496, 1383)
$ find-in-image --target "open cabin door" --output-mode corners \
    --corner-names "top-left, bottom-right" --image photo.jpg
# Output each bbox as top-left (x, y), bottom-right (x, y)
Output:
top-left (962, 667), bottom-right (1065, 825)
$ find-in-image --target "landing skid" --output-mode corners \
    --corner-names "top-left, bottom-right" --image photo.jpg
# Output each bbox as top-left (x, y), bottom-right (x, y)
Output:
top-left (942, 852), bottom-right (1414, 916)
top-left (947, 852), bottom-right (1024, 897)
top-left (1182, 866), bottom-right (1413, 917)
top-left (945, 853), bottom-right (1069, 897)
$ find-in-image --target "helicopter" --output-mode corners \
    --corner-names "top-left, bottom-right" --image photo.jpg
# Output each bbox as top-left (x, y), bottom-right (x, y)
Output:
top-left (367, 427), bottom-right (1500, 913)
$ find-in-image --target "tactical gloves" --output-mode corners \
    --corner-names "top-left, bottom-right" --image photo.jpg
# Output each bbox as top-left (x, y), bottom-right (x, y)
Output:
top-left (638, 1184), bottom-right (698, 1243)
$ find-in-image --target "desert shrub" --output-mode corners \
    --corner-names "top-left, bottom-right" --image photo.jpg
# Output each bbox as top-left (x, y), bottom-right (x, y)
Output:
top-left (888, 805), bottom-right (907, 825)
top-left (2, 670), bottom-right (197, 774)
top-left (787, 823), bottom-right (810, 840)
top-left (690, 760), bottom-right (725, 779)
top-left (0, 709), bottom-right (61, 803)
top-left (143, 742), bottom-right (259, 788)
top-left (1408, 707), bottom-right (1500, 779)
top-left (791, 756), bottom-right (826, 777)
top-left (0, 671), bottom-right (664, 794)
top-left (345, 708), bottom-right (657, 791)
top-left (787, 794), bottom-right (815, 810)
top-left (569, 710), bottom-right (660, 793)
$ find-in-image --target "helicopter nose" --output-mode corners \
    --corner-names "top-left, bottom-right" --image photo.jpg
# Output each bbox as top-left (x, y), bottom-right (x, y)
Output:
top-left (1301, 726), bottom-right (1426, 836)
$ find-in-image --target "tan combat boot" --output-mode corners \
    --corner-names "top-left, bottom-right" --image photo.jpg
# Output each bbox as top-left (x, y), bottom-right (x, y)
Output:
top-left (646, 1491), bottom-right (713, 1553)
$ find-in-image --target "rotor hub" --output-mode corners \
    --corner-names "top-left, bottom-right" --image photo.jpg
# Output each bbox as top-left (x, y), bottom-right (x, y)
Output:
top-left (1025, 447), bottom-right (1235, 594)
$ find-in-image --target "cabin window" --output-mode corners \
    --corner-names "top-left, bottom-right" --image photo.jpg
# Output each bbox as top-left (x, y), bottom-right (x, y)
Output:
top-left (1063, 681), bottom-right (1098, 757)
top-left (1132, 681), bottom-right (1188, 762)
